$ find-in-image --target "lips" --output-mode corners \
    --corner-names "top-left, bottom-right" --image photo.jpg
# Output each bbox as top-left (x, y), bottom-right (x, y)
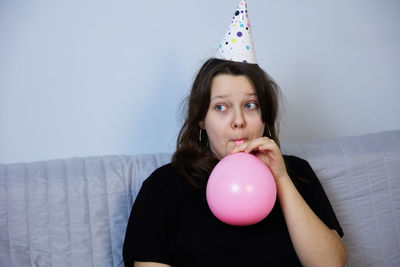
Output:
top-left (233, 139), bottom-right (247, 146)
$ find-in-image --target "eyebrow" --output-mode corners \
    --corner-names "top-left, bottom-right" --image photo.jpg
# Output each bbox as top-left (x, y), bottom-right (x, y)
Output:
top-left (211, 93), bottom-right (257, 101)
top-left (211, 94), bottom-right (229, 101)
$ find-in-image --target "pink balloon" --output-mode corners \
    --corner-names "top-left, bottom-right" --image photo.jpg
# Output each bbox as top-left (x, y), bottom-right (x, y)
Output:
top-left (206, 152), bottom-right (276, 226)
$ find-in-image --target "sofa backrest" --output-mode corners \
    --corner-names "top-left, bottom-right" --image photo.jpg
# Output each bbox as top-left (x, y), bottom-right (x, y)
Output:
top-left (0, 153), bottom-right (171, 267)
top-left (1, 130), bottom-right (399, 266)
top-left (282, 130), bottom-right (400, 267)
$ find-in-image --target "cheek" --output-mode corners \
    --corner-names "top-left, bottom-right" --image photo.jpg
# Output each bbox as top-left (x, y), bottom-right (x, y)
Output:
top-left (248, 117), bottom-right (266, 137)
top-left (204, 113), bottom-right (226, 137)
top-left (258, 121), bottom-right (266, 135)
top-left (206, 123), bottom-right (225, 145)
top-left (204, 119), bottom-right (230, 155)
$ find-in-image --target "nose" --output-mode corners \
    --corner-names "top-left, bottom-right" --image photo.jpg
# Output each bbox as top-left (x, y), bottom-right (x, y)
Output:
top-left (232, 108), bottom-right (246, 129)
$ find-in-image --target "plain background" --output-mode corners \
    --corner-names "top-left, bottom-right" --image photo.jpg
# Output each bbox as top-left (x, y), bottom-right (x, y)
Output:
top-left (1, 0), bottom-right (399, 164)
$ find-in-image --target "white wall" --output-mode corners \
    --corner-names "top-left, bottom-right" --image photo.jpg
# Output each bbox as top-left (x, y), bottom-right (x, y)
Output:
top-left (1, 0), bottom-right (399, 164)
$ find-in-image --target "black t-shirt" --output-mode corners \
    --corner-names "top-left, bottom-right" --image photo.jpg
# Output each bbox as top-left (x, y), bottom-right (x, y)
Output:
top-left (123, 155), bottom-right (343, 267)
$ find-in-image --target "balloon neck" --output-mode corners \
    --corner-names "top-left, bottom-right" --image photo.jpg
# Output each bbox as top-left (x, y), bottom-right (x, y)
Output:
top-left (235, 140), bottom-right (244, 146)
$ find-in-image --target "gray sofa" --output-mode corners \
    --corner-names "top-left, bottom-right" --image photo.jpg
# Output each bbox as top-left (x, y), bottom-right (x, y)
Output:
top-left (1, 130), bottom-right (399, 267)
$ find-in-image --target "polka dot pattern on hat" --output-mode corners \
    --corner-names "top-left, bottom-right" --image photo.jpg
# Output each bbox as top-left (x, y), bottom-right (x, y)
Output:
top-left (216, 0), bottom-right (257, 63)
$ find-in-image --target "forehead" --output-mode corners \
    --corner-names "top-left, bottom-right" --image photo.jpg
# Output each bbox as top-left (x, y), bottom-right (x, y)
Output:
top-left (210, 74), bottom-right (256, 98)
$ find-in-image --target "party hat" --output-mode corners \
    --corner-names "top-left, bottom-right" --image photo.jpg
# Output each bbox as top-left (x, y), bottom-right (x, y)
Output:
top-left (216, 0), bottom-right (257, 63)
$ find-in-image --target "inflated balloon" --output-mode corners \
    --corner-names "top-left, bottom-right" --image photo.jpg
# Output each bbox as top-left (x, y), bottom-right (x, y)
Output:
top-left (206, 152), bottom-right (276, 226)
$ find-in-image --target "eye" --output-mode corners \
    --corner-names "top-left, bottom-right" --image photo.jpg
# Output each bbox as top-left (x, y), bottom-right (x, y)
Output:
top-left (215, 104), bottom-right (228, 111)
top-left (245, 101), bottom-right (258, 110)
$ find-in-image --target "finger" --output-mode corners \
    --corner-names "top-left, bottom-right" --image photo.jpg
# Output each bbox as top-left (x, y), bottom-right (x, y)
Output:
top-left (257, 142), bottom-right (276, 151)
top-left (244, 137), bottom-right (274, 153)
top-left (230, 142), bottom-right (248, 153)
top-left (258, 143), bottom-right (284, 162)
top-left (231, 139), bottom-right (262, 153)
top-left (231, 137), bottom-right (276, 154)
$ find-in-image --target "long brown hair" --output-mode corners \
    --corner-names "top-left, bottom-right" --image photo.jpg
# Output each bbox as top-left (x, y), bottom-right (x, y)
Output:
top-left (172, 58), bottom-right (281, 188)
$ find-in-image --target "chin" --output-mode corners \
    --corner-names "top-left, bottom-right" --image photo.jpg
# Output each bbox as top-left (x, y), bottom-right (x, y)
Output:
top-left (215, 149), bottom-right (228, 160)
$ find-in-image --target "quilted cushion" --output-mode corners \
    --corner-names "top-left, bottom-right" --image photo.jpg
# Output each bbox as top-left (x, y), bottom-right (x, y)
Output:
top-left (0, 154), bottom-right (171, 267)
top-left (282, 129), bottom-right (400, 266)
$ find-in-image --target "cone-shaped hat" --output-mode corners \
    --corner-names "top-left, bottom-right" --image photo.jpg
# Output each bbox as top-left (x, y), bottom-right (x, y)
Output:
top-left (216, 0), bottom-right (257, 63)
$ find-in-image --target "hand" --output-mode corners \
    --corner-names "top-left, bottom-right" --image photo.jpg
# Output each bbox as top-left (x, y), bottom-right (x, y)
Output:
top-left (230, 137), bottom-right (289, 181)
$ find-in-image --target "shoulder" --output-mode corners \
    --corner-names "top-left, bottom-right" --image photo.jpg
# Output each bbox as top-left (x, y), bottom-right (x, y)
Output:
top-left (146, 163), bottom-right (177, 180)
top-left (283, 154), bottom-right (309, 167)
top-left (283, 155), bottom-right (313, 174)
top-left (133, 163), bottom-right (183, 215)
top-left (142, 163), bottom-right (182, 192)
top-left (283, 155), bottom-right (318, 185)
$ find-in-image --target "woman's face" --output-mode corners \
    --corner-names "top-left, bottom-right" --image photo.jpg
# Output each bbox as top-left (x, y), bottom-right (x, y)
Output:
top-left (199, 74), bottom-right (265, 159)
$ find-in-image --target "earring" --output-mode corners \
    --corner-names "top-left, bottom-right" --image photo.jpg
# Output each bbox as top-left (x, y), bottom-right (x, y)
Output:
top-left (266, 127), bottom-right (272, 138)
top-left (199, 129), bottom-right (202, 142)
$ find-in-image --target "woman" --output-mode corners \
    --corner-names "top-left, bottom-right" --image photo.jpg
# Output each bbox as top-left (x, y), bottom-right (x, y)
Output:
top-left (123, 58), bottom-right (348, 266)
